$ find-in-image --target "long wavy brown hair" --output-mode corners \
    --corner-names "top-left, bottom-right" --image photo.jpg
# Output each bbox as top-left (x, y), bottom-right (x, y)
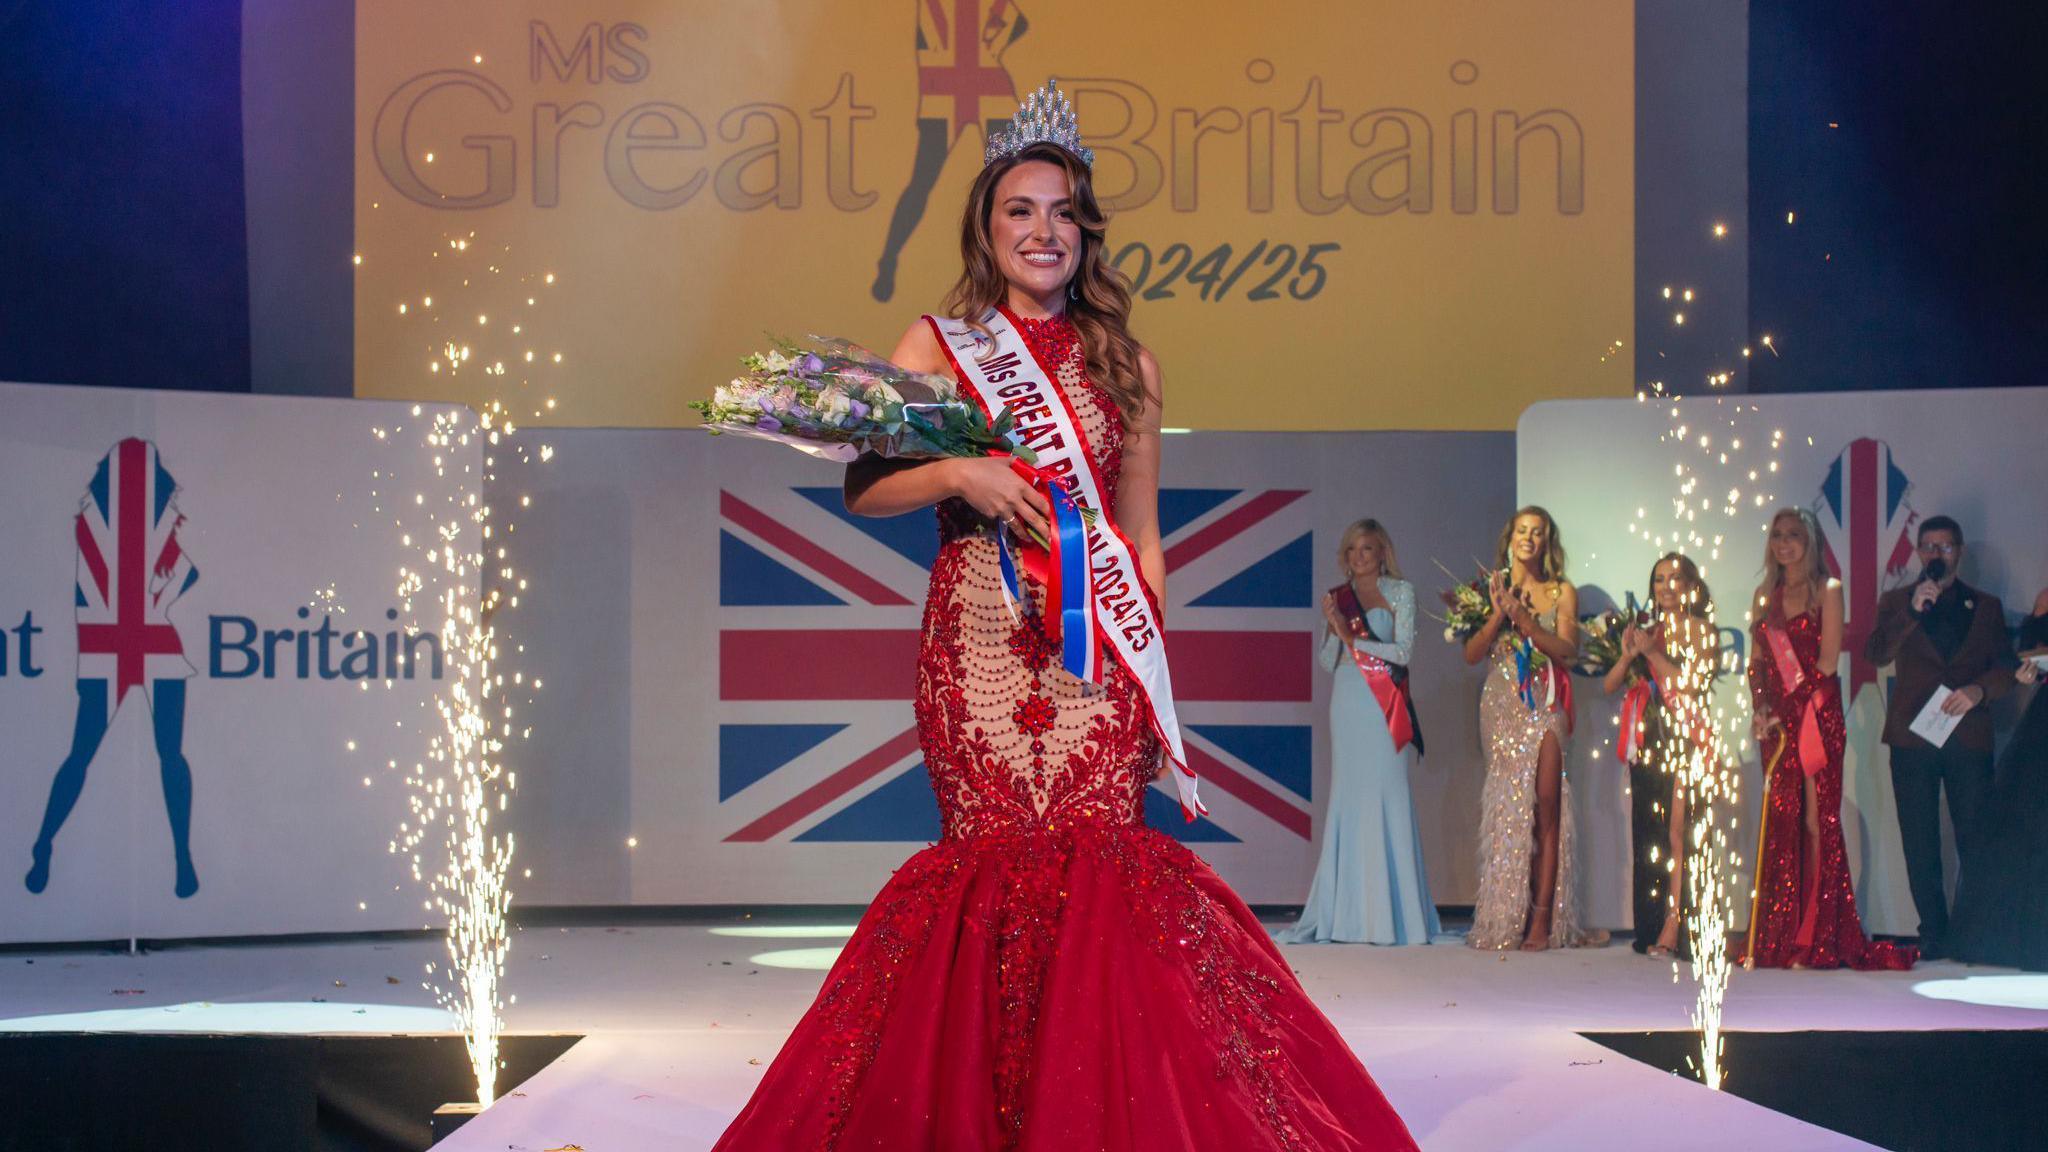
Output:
top-left (942, 142), bottom-right (1147, 429)
top-left (1494, 505), bottom-right (1568, 581)
top-left (1647, 551), bottom-right (1712, 620)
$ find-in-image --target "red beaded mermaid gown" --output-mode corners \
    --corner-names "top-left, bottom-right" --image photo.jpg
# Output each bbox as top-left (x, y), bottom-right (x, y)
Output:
top-left (1745, 602), bottom-right (1915, 970)
top-left (713, 313), bottom-right (1419, 1151)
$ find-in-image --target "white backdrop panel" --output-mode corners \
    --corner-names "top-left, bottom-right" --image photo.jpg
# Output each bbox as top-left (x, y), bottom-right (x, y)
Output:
top-left (0, 382), bottom-right (476, 944)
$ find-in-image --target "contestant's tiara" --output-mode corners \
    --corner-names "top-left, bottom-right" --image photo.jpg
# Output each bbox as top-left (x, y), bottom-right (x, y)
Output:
top-left (985, 79), bottom-right (1094, 168)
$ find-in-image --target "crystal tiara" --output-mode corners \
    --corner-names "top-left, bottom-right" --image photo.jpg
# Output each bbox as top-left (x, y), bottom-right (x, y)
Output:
top-left (985, 79), bottom-right (1094, 168)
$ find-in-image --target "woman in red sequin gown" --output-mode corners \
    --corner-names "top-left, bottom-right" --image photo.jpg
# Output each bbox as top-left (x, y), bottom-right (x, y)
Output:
top-left (712, 135), bottom-right (1419, 1149)
top-left (1743, 508), bottom-right (1915, 970)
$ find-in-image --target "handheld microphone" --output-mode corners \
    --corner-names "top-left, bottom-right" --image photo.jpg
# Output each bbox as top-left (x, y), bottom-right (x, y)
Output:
top-left (1923, 558), bottom-right (1949, 584)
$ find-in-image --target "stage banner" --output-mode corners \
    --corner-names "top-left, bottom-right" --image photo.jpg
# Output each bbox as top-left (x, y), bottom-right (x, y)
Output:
top-left (1521, 387), bottom-right (2048, 934)
top-left (0, 382), bottom-right (477, 945)
top-left (352, 0), bottom-right (1633, 431)
top-left (501, 427), bottom-right (1513, 907)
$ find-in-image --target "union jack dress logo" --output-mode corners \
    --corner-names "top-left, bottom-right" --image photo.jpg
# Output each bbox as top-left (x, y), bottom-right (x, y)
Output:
top-left (74, 438), bottom-right (199, 719)
top-left (714, 486), bottom-right (1317, 845)
top-left (1812, 437), bottom-right (1918, 692)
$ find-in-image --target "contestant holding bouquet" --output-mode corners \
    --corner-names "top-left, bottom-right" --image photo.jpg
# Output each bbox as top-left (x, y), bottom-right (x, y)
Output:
top-left (712, 82), bottom-right (1419, 1152)
top-left (1460, 506), bottom-right (1601, 950)
top-left (1279, 518), bottom-right (1438, 946)
top-left (1600, 553), bottom-right (1717, 960)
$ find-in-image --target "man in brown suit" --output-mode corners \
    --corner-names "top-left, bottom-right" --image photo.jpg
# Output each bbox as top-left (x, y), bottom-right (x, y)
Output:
top-left (1864, 515), bottom-right (2017, 959)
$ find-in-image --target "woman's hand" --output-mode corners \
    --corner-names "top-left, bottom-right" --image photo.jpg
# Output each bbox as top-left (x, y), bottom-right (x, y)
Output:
top-left (949, 457), bottom-right (1051, 541)
top-left (1321, 592), bottom-right (1350, 636)
top-left (1752, 707), bottom-right (1779, 742)
top-left (2018, 659), bottom-right (2042, 686)
top-left (1488, 571), bottom-right (1514, 622)
top-left (1621, 624), bottom-right (1646, 659)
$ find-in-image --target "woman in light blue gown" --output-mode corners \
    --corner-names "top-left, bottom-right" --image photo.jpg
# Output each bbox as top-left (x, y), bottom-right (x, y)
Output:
top-left (1281, 519), bottom-right (1440, 945)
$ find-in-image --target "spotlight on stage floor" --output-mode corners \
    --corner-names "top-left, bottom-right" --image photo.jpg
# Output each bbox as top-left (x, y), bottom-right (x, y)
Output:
top-left (1910, 973), bottom-right (2048, 1011)
top-left (707, 924), bottom-right (858, 939)
top-left (0, 1000), bottom-right (459, 1034)
top-left (748, 947), bottom-right (847, 971)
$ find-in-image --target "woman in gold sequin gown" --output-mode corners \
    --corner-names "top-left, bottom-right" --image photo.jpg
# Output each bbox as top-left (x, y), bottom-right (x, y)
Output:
top-left (713, 97), bottom-right (1420, 1150)
top-left (1462, 507), bottom-right (1600, 950)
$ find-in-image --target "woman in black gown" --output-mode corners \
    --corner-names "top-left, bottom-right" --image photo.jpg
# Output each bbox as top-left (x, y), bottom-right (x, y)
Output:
top-left (1948, 585), bottom-right (2048, 970)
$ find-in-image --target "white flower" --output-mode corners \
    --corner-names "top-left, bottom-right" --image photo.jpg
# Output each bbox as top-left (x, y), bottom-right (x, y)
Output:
top-left (760, 351), bottom-right (792, 374)
top-left (817, 388), bottom-right (852, 424)
top-left (1444, 627), bottom-right (1456, 643)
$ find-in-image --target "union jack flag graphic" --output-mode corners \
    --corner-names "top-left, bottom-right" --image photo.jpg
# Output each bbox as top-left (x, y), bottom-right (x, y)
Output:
top-left (916, 0), bottom-right (1025, 136)
top-left (74, 438), bottom-right (199, 717)
top-left (1812, 437), bottom-right (1918, 692)
top-left (714, 486), bottom-right (1316, 845)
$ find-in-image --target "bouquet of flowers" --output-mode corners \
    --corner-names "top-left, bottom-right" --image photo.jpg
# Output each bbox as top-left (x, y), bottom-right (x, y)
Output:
top-left (1433, 561), bottom-right (1495, 643)
top-left (1573, 608), bottom-right (1633, 678)
top-left (690, 336), bottom-right (1035, 465)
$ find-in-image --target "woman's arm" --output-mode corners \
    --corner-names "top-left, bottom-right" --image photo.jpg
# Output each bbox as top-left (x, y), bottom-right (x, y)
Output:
top-left (1114, 349), bottom-right (1168, 602)
top-left (1819, 579), bottom-right (1844, 677)
top-left (843, 321), bottom-right (1050, 536)
top-left (1464, 571), bottom-right (1512, 665)
top-left (1641, 632), bottom-right (1684, 684)
top-left (1351, 579), bottom-right (1415, 665)
top-left (1602, 635), bottom-right (1638, 695)
top-left (1318, 628), bottom-right (1344, 674)
top-left (1747, 585), bottom-right (1777, 736)
top-left (1512, 581), bottom-right (1580, 663)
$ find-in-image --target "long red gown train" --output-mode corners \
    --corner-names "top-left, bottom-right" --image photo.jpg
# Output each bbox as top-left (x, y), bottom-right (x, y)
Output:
top-left (713, 313), bottom-right (1419, 1150)
top-left (1744, 600), bottom-right (1915, 970)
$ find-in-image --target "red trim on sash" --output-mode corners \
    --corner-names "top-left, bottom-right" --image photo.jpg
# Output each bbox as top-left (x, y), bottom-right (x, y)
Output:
top-left (1331, 583), bottom-right (1415, 754)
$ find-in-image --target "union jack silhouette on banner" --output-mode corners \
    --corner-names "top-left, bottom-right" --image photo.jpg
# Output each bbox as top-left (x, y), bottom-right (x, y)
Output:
top-left (715, 486), bottom-right (1316, 844)
top-left (74, 438), bottom-right (199, 719)
top-left (1812, 437), bottom-right (1918, 692)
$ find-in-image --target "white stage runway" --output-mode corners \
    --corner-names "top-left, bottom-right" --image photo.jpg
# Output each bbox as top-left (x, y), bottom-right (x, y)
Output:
top-left (3, 916), bottom-right (2043, 1151)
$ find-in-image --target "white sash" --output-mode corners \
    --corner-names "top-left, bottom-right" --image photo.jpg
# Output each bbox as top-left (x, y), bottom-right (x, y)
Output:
top-left (923, 307), bottom-right (1203, 819)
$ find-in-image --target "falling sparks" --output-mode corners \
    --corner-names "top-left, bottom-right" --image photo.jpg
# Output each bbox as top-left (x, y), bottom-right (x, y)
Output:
top-left (1627, 240), bottom-right (1796, 1092)
top-left (374, 230), bottom-right (563, 1107)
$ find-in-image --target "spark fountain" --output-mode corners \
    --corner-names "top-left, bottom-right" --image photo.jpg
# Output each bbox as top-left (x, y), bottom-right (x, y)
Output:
top-left (367, 230), bottom-right (562, 1110)
top-left (1624, 267), bottom-right (1790, 1090)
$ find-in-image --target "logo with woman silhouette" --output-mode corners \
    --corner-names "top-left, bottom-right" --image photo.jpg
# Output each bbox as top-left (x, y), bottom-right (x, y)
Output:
top-left (24, 438), bottom-right (202, 898)
top-left (872, 0), bottom-right (1029, 300)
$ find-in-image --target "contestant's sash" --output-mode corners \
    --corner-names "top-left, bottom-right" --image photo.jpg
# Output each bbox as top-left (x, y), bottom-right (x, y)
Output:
top-left (1619, 675), bottom-right (1658, 765)
top-left (1331, 583), bottom-right (1417, 755)
top-left (925, 308), bottom-right (1202, 820)
top-left (1764, 620), bottom-right (1829, 779)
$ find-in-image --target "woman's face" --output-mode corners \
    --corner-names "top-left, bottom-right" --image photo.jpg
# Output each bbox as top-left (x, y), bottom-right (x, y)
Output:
top-left (988, 161), bottom-right (1081, 307)
top-left (1510, 514), bottom-right (1550, 567)
top-left (1345, 534), bottom-right (1383, 578)
top-left (1769, 516), bottom-right (1809, 571)
top-left (1652, 559), bottom-right (1689, 612)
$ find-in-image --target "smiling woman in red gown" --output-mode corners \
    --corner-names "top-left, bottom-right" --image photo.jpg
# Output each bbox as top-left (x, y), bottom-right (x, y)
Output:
top-left (711, 81), bottom-right (1420, 1152)
top-left (1743, 507), bottom-right (1915, 970)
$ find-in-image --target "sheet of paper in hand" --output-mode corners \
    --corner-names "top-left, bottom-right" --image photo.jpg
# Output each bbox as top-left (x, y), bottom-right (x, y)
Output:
top-left (1908, 685), bottom-right (1965, 749)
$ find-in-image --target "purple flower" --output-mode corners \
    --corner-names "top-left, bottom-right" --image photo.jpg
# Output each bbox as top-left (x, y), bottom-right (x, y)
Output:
top-left (755, 415), bottom-right (781, 432)
top-left (798, 353), bottom-right (826, 375)
top-left (845, 397), bottom-right (869, 422)
top-left (755, 396), bottom-right (776, 414)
